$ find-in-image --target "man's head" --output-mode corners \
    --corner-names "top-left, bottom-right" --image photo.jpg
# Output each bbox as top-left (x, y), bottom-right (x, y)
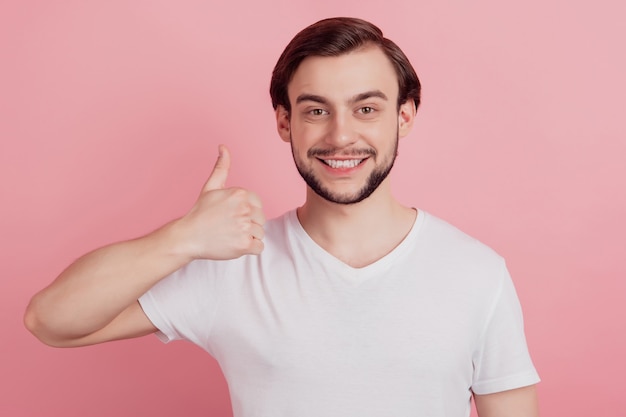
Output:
top-left (271, 18), bottom-right (421, 205)
top-left (270, 17), bottom-right (421, 115)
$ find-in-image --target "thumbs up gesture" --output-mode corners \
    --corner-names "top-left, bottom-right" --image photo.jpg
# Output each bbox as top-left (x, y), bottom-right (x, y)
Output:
top-left (175, 145), bottom-right (265, 260)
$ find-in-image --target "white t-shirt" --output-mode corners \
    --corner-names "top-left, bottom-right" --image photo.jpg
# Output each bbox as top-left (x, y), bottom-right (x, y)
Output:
top-left (139, 209), bottom-right (539, 417)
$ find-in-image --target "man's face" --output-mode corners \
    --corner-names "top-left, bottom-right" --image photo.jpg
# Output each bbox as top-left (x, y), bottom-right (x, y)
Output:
top-left (277, 45), bottom-right (415, 205)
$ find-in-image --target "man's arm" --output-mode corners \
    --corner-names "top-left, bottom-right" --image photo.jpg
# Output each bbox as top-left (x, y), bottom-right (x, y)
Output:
top-left (474, 385), bottom-right (539, 417)
top-left (24, 145), bottom-right (265, 347)
top-left (24, 223), bottom-right (194, 347)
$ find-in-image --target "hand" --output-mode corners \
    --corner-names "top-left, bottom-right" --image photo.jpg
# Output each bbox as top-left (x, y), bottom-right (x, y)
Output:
top-left (175, 145), bottom-right (265, 260)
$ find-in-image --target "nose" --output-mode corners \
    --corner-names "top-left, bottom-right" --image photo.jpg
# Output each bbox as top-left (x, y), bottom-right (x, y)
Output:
top-left (325, 113), bottom-right (357, 148)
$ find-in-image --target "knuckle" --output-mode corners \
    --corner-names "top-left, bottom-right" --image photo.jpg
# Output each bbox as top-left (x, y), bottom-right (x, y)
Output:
top-left (253, 240), bottom-right (265, 254)
top-left (230, 187), bottom-right (248, 199)
top-left (236, 234), bottom-right (253, 250)
top-left (237, 217), bottom-right (252, 231)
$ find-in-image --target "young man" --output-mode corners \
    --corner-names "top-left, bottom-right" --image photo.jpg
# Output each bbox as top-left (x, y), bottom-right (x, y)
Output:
top-left (25, 17), bottom-right (540, 416)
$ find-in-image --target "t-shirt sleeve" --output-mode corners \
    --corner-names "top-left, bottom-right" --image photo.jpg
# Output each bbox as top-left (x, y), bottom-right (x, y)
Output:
top-left (138, 259), bottom-right (224, 349)
top-left (471, 263), bottom-right (540, 394)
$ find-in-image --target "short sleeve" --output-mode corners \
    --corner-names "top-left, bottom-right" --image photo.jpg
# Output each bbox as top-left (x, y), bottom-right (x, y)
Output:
top-left (138, 259), bottom-right (224, 350)
top-left (471, 263), bottom-right (540, 394)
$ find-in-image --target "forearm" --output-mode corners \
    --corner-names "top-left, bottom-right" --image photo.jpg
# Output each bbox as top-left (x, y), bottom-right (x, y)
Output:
top-left (25, 220), bottom-right (191, 344)
top-left (25, 146), bottom-right (265, 346)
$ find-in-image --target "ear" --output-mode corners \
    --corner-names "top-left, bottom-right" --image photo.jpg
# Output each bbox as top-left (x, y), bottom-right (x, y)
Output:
top-left (275, 105), bottom-right (291, 142)
top-left (398, 100), bottom-right (417, 138)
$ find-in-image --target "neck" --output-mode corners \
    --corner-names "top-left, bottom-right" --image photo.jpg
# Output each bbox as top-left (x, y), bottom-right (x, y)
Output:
top-left (297, 180), bottom-right (416, 268)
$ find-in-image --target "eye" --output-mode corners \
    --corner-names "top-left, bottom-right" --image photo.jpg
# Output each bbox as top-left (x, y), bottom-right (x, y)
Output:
top-left (358, 107), bottom-right (375, 115)
top-left (309, 108), bottom-right (328, 116)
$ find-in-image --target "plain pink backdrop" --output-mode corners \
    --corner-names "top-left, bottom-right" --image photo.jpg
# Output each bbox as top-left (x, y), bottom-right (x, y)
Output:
top-left (2, 1), bottom-right (625, 416)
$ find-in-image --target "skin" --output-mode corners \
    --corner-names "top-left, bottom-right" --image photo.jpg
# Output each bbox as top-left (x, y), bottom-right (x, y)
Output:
top-left (276, 45), bottom-right (417, 268)
top-left (23, 145), bottom-right (265, 347)
top-left (475, 385), bottom-right (540, 417)
top-left (24, 43), bottom-right (538, 416)
top-left (284, 46), bottom-right (405, 208)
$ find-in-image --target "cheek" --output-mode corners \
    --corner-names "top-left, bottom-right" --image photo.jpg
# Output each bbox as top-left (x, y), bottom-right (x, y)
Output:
top-left (362, 120), bottom-right (394, 142)
top-left (291, 123), bottom-right (325, 144)
top-left (364, 111), bottom-right (398, 130)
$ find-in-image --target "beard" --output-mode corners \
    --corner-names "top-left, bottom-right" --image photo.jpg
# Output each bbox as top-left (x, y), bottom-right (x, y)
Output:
top-left (290, 130), bottom-right (399, 205)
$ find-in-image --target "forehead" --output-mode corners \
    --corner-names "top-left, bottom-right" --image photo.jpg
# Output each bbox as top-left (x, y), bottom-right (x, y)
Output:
top-left (288, 45), bottom-right (399, 105)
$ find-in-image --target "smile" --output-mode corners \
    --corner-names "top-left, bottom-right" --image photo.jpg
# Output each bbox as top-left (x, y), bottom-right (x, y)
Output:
top-left (321, 159), bottom-right (364, 169)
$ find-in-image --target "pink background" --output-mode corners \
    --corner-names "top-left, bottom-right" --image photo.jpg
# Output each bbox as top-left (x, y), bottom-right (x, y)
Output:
top-left (2, 1), bottom-right (625, 416)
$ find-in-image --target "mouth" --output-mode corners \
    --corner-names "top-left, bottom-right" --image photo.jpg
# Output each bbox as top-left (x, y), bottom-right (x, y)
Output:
top-left (319, 158), bottom-right (366, 169)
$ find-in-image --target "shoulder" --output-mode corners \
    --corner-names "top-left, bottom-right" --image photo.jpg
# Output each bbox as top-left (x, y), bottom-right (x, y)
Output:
top-left (420, 211), bottom-right (503, 263)
top-left (260, 209), bottom-right (299, 249)
top-left (415, 211), bottom-right (508, 290)
top-left (264, 210), bottom-right (292, 236)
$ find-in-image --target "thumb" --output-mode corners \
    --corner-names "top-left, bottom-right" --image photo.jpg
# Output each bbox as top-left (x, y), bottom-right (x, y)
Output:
top-left (202, 145), bottom-right (230, 191)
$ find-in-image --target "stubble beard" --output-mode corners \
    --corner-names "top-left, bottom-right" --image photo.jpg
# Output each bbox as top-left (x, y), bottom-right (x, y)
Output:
top-left (290, 130), bottom-right (399, 205)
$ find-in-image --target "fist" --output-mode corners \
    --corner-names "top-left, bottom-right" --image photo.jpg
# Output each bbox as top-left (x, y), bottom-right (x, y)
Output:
top-left (177, 145), bottom-right (265, 260)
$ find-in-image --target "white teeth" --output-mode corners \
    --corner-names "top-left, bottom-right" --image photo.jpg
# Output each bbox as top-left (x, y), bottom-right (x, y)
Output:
top-left (324, 159), bottom-right (363, 168)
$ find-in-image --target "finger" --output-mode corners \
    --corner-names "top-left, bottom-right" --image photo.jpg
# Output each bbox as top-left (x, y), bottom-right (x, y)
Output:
top-left (248, 191), bottom-right (263, 209)
top-left (202, 145), bottom-right (231, 192)
top-left (246, 192), bottom-right (265, 225)
top-left (249, 223), bottom-right (265, 241)
top-left (248, 237), bottom-right (265, 255)
top-left (250, 208), bottom-right (266, 227)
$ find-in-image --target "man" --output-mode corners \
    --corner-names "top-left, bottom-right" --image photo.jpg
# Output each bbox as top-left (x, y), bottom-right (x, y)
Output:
top-left (25, 17), bottom-right (540, 416)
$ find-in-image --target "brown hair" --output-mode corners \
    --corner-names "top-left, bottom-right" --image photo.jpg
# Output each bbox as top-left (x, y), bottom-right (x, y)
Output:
top-left (270, 17), bottom-right (421, 113)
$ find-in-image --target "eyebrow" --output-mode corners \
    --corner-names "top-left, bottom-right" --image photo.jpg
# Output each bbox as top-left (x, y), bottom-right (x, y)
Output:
top-left (295, 90), bottom-right (388, 106)
top-left (295, 94), bottom-right (328, 105)
top-left (352, 90), bottom-right (388, 103)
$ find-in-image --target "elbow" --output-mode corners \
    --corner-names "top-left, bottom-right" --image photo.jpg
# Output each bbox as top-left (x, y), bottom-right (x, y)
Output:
top-left (23, 299), bottom-right (49, 345)
top-left (23, 298), bottom-right (66, 348)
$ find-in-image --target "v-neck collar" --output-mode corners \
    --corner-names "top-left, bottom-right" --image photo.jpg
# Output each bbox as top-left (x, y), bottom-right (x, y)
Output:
top-left (286, 209), bottom-right (425, 284)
